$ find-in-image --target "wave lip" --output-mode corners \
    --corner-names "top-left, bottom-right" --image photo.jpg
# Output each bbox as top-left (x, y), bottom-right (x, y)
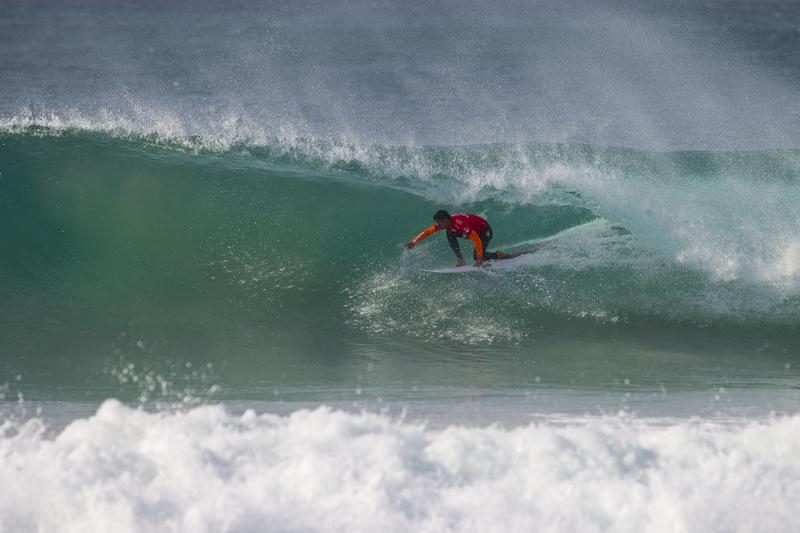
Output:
top-left (2, 400), bottom-right (799, 533)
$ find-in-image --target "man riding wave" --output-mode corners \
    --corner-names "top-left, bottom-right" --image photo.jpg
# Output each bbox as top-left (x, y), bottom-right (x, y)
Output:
top-left (404, 210), bottom-right (518, 267)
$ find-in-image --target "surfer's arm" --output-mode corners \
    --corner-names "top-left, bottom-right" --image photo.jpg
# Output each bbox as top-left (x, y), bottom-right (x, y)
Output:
top-left (446, 231), bottom-right (464, 262)
top-left (468, 229), bottom-right (484, 260)
top-left (405, 224), bottom-right (439, 249)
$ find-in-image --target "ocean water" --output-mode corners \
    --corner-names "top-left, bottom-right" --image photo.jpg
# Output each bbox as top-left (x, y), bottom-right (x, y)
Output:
top-left (2, 0), bottom-right (800, 531)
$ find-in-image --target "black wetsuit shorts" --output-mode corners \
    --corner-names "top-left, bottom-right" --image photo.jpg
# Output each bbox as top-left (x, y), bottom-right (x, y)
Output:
top-left (446, 224), bottom-right (498, 261)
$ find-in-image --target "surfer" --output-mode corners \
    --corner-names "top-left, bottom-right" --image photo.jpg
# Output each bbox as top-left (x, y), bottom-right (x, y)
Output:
top-left (404, 210), bottom-right (518, 267)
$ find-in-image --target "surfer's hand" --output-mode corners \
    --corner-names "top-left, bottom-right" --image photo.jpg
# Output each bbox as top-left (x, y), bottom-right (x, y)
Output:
top-left (455, 258), bottom-right (466, 267)
top-left (404, 241), bottom-right (415, 250)
top-left (474, 258), bottom-right (485, 268)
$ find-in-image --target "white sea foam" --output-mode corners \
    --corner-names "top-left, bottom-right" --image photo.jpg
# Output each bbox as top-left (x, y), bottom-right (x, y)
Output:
top-left (1, 401), bottom-right (799, 533)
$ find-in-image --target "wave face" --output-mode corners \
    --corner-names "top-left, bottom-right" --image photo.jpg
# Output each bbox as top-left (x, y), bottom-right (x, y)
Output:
top-left (2, 126), bottom-right (800, 400)
top-left (2, 401), bottom-right (800, 533)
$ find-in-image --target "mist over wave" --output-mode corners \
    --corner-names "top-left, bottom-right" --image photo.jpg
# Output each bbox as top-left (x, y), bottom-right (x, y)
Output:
top-left (2, 0), bottom-right (799, 150)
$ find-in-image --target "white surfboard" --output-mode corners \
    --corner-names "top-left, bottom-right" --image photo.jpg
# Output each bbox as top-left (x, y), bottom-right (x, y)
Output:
top-left (422, 264), bottom-right (496, 274)
top-left (422, 240), bottom-right (553, 274)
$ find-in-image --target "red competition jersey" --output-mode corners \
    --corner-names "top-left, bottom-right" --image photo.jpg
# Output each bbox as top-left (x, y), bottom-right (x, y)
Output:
top-left (410, 213), bottom-right (490, 259)
top-left (436, 213), bottom-right (489, 236)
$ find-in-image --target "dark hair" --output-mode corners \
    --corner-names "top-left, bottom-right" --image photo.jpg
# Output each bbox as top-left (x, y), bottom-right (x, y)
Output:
top-left (433, 209), bottom-right (451, 222)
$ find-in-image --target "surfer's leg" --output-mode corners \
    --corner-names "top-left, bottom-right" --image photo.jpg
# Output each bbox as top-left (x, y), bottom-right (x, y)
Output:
top-left (476, 247), bottom-right (499, 260)
top-left (477, 225), bottom-right (521, 260)
top-left (474, 227), bottom-right (498, 260)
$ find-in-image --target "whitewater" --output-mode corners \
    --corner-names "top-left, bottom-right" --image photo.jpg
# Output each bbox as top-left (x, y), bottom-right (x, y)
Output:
top-left (2, 0), bottom-right (800, 531)
top-left (2, 401), bottom-right (799, 533)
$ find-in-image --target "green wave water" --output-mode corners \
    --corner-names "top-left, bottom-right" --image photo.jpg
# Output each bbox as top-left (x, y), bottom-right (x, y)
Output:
top-left (2, 126), bottom-right (799, 405)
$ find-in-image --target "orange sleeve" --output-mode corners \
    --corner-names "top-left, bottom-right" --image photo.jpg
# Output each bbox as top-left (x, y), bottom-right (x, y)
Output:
top-left (468, 230), bottom-right (484, 259)
top-left (411, 224), bottom-right (440, 245)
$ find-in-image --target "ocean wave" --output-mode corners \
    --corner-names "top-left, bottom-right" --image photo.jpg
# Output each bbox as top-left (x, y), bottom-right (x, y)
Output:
top-left (2, 122), bottom-right (800, 341)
